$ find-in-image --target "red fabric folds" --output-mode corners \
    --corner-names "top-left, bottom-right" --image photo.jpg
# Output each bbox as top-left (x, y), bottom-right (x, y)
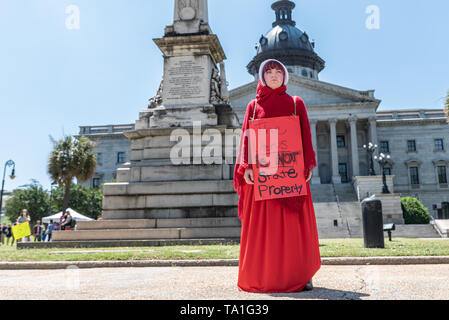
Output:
top-left (233, 79), bottom-right (321, 293)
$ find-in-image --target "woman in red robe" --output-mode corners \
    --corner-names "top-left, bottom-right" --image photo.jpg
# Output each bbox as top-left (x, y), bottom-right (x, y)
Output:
top-left (233, 59), bottom-right (321, 293)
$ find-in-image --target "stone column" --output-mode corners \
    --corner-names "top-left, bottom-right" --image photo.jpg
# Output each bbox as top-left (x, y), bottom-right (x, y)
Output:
top-left (369, 116), bottom-right (380, 175)
top-left (349, 116), bottom-right (360, 180)
top-left (310, 119), bottom-right (321, 184)
top-left (329, 118), bottom-right (341, 184)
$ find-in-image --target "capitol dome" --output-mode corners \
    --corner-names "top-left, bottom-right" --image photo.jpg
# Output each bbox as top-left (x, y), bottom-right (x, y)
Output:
top-left (247, 0), bottom-right (325, 80)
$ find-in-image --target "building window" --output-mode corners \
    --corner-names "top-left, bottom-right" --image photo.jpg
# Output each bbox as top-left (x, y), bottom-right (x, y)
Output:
top-left (434, 139), bottom-right (444, 151)
top-left (337, 135), bottom-right (345, 148)
top-left (437, 166), bottom-right (448, 184)
top-left (407, 140), bottom-right (416, 152)
top-left (339, 163), bottom-right (348, 183)
top-left (383, 167), bottom-right (391, 176)
top-left (409, 167), bottom-right (420, 185)
top-left (93, 178), bottom-right (101, 189)
top-left (309, 71), bottom-right (313, 78)
top-left (117, 152), bottom-right (126, 164)
top-left (301, 69), bottom-right (308, 77)
top-left (380, 141), bottom-right (389, 153)
top-left (96, 153), bottom-right (103, 166)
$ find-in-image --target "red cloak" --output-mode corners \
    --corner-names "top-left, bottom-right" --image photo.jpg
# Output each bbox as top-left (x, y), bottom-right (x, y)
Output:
top-left (233, 79), bottom-right (321, 293)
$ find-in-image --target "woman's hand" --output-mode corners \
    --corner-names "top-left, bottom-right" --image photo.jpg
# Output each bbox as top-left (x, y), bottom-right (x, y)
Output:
top-left (244, 169), bottom-right (254, 185)
top-left (305, 169), bottom-right (313, 182)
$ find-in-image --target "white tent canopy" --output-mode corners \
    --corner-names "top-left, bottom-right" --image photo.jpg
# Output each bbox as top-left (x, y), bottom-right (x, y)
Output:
top-left (42, 208), bottom-right (94, 224)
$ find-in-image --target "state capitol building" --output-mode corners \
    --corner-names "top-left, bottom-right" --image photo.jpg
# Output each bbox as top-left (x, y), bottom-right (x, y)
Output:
top-left (78, 1), bottom-right (449, 219)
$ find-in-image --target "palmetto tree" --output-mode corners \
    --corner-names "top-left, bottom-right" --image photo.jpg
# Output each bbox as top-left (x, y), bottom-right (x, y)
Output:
top-left (48, 136), bottom-right (97, 214)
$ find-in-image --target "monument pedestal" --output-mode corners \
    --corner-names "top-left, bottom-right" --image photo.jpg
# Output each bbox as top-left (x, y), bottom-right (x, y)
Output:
top-left (51, 0), bottom-right (243, 243)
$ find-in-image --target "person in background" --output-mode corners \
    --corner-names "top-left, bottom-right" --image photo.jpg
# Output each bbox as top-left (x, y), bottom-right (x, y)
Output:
top-left (60, 212), bottom-right (72, 231)
top-left (25, 210), bottom-right (31, 242)
top-left (16, 210), bottom-right (27, 243)
top-left (1, 223), bottom-right (7, 245)
top-left (60, 211), bottom-right (66, 226)
top-left (32, 220), bottom-right (43, 242)
top-left (42, 224), bottom-right (47, 242)
top-left (6, 224), bottom-right (14, 246)
top-left (46, 220), bottom-right (56, 242)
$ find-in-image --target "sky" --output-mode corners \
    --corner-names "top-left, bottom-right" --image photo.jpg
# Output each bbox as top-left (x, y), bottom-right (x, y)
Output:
top-left (0, 0), bottom-right (448, 192)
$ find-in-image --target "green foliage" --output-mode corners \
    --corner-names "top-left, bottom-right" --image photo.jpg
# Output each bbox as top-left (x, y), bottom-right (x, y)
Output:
top-left (4, 180), bottom-right (103, 224)
top-left (51, 184), bottom-right (103, 220)
top-left (4, 180), bottom-right (50, 224)
top-left (401, 196), bottom-right (431, 224)
top-left (48, 135), bottom-right (97, 212)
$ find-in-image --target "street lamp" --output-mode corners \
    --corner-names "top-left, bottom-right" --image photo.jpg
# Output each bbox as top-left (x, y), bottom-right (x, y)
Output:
top-left (0, 160), bottom-right (16, 222)
top-left (363, 142), bottom-right (378, 176)
top-left (374, 153), bottom-right (391, 194)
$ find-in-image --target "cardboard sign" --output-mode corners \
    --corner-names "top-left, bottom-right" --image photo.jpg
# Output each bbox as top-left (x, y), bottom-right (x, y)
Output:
top-left (11, 222), bottom-right (31, 240)
top-left (249, 115), bottom-right (307, 201)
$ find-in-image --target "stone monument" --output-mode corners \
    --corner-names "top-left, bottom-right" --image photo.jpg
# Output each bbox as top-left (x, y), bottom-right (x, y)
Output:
top-left (138, 0), bottom-right (234, 129)
top-left (52, 0), bottom-right (241, 243)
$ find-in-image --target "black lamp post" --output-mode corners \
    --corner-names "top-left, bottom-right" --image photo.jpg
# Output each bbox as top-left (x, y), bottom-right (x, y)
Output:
top-left (374, 153), bottom-right (391, 194)
top-left (0, 160), bottom-right (16, 222)
top-left (363, 142), bottom-right (378, 176)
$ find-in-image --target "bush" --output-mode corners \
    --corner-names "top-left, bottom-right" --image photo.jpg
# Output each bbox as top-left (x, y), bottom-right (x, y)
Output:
top-left (401, 197), bottom-right (431, 224)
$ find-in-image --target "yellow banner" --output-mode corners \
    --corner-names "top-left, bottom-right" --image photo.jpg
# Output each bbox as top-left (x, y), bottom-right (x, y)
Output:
top-left (11, 222), bottom-right (31, 240)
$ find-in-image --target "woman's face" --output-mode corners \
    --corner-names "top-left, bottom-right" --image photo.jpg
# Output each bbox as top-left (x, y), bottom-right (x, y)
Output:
top-left (264, 67), bottom-right (284, 90)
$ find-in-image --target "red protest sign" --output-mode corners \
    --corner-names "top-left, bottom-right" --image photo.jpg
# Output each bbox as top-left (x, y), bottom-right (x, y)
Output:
top-left (248, 115), bottom-right (307, 201)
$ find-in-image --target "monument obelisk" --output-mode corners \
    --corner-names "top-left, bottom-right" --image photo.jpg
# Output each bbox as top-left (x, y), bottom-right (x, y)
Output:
top-left (139, 0), bottom-right (236, 129)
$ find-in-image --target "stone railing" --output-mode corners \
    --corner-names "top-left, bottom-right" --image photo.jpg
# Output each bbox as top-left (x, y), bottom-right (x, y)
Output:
top-left (79, 124), bottom-right (135, 135)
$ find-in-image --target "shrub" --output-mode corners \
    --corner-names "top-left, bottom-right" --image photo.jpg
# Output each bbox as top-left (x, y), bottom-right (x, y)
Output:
top-left (401, 196), bottom-right (431, 224)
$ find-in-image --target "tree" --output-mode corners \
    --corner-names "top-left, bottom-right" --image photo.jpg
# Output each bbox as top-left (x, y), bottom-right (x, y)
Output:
top-left (48, 136), bottom-right (97, 214)
top-left (401, 196), bottom-right (431, 224)
top-left (5, 180), bottom-right (50, 224)
top-left (51, 183), bottom-right (103, 219)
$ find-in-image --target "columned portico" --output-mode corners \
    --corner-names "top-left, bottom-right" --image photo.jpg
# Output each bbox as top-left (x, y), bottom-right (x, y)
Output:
top-left (349, 115), bottom-right (360, 179)
top-left (309, 119), bottom-right (321, 184)
top-left (369, 116), bottom-right (380, 175)
top-left (329, 118), bottom-right (342, 184)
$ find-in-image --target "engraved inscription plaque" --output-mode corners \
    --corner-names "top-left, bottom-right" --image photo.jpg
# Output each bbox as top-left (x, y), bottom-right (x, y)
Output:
top-left (163, 56), bottom-right (210, 106)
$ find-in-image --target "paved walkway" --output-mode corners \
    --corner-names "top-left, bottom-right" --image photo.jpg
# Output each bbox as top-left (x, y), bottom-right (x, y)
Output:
top-left (1, 264), bottom-right (449, 300)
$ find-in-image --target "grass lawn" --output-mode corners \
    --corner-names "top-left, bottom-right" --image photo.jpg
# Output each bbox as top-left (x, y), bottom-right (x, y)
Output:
top-left (0, 238), bottom-right (448, 262)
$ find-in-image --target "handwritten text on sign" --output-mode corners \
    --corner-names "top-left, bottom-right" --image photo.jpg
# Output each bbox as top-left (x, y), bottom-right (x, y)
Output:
top-left (249, 115), bottom-right (307, 201)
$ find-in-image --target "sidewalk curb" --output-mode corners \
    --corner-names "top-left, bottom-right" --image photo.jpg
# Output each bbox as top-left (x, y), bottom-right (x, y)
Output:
top-left (1, 256), bottom-right (449, 270)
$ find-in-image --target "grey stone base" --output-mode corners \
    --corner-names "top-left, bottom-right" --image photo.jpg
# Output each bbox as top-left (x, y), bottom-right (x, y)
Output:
top-left (17, 238), bottom-right (241, 250)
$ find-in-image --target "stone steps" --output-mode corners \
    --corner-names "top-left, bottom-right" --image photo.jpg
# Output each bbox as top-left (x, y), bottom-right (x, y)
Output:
top-left (52, 226), bottom-right (242, 241)
top-left (101, 207), bottom-right (238, 220)
top-left (76, 217), bottom-right (241, 230)
top-left (390, 224), bottom-right (441, 238)
top-left (434, 220), bottom-right (449, 238)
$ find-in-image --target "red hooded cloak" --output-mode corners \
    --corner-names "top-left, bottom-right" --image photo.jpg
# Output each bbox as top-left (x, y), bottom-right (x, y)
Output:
top-left (233, 61), bottom-right (321, 293)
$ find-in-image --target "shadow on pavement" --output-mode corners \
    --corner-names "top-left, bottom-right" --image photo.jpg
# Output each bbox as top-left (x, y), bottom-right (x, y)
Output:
top-left (268, 287), bottom-right (370, 300)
